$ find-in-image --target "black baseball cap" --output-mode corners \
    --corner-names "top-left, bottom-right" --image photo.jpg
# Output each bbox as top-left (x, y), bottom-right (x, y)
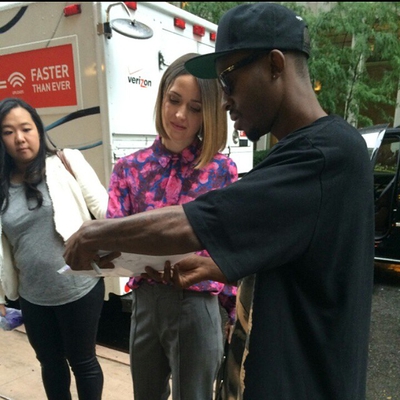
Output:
top-left (185, 2), bottom-right (310, 79)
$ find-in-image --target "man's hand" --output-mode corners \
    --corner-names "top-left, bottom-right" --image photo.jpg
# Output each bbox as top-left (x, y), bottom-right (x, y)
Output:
top-left (142, 254), bottom-right (228, 288)
top-left (63, 220), bottom-right (101, 270)
top-left (142, 260), bottom-right (199, 288)
top-left (96, 251), bottom-right (121, 270)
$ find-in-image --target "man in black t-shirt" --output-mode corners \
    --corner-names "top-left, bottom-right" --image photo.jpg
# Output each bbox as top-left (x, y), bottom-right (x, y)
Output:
top-left (64, 3), bottom-right (374, 399)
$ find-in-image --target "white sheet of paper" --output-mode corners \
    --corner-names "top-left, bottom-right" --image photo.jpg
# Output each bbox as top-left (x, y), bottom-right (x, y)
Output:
top-left (58, 252), bottom-right (192, 277)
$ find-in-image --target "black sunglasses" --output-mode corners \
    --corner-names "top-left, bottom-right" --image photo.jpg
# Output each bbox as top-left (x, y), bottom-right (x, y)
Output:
top-left (218, 52), bottom-right (268, 96)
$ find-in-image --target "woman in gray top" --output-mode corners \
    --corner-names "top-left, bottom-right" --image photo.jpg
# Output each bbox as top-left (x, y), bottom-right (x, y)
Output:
top-left (0, 97), bottom-right (108, 400)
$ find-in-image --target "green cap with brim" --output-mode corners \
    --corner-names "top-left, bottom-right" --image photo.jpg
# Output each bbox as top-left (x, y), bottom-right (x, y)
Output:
top-left (185, 51), bottom-right (232, 79)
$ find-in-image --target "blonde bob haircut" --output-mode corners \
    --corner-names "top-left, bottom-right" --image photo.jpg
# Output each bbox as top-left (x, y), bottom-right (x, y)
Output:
top-left (154, 53), bottom-right (227, 169)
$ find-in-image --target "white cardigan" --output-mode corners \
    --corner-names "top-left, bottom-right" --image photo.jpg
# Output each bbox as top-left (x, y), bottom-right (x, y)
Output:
top-left (0, 149), bottom-right (108, 303)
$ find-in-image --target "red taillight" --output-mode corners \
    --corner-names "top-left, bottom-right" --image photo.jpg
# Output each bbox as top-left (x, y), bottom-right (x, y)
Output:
top-left (210, 32), bottom-right (216, 42)
top-left (193, 24), bottom-right (205, 37)
top-left (174, 17), bottom-right (186, 30)
top-left (63, 4), bottom-right (81, 17)
top-left (124, 2), bottom-right (137, 11)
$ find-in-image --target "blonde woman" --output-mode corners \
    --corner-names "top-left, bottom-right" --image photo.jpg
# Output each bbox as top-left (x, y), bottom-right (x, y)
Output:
top-left (106, 53), bottom-right (238, 400)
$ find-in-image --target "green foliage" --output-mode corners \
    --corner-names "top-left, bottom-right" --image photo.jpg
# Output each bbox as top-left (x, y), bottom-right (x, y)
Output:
top-left (253, 150), bottom-right (270, 166)
top-left (179, 2), bottom-right (400, 128)
top-left (307, 2), bottom-right (400, 127)
top-left (182, 2), bottom-right (253, 24)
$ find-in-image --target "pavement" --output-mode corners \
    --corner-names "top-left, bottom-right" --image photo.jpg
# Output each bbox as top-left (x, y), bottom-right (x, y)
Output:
top-left (0, 324), bottom-right (134, 400)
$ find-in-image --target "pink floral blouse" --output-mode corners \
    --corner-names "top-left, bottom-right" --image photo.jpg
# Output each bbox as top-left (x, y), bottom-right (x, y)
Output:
top-left (107, 136), bottom-right (238, 323)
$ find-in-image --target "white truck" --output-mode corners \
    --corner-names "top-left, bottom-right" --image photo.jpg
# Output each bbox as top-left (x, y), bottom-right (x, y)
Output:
top-left (0, 2), bottom-right (254, 299)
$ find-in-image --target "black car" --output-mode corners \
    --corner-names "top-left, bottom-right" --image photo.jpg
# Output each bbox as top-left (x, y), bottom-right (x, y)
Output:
top-left (360, 124), bottom-right (400, 273)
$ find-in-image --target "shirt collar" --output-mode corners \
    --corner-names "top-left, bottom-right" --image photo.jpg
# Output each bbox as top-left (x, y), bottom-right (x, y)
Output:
top-left (153, 136), bottom-right (201, 168)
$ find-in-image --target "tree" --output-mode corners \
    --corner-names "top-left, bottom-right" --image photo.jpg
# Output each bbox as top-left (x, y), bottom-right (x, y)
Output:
top-left (178, 2), bottom-right (400, 128)
top-left (182, 2), bottom-right (250, 24)
top-left (307, 2), bottom-right (400, 127)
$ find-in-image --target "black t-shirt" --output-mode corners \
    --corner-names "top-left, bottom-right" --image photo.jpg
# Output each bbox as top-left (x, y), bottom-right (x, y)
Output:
top-left (183, 115), bottom-right (375, 399)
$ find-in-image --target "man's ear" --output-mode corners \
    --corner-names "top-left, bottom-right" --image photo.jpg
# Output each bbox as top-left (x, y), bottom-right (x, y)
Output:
top-left (269, 50), bottom-right (285, 78)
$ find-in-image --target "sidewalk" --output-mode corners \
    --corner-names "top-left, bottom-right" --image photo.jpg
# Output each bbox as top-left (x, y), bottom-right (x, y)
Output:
top-left (0, 325), bottom-right (132, 400)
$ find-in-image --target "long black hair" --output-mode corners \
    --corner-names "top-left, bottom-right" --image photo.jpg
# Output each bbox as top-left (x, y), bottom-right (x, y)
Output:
top-left (0, 97), bottom-right (56, 214)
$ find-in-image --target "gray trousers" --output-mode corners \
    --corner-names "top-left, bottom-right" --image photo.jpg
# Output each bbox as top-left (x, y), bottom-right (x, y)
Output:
top-left (130, 281), bottom-right (224, 400)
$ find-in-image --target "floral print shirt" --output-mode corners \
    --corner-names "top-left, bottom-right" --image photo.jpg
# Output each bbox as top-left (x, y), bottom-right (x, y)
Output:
top-left (107, 136), bottom-right (238, 323)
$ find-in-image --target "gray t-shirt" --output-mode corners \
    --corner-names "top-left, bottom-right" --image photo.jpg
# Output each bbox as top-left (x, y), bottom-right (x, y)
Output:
top-left (2, 180), bottom-right (98, 305)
